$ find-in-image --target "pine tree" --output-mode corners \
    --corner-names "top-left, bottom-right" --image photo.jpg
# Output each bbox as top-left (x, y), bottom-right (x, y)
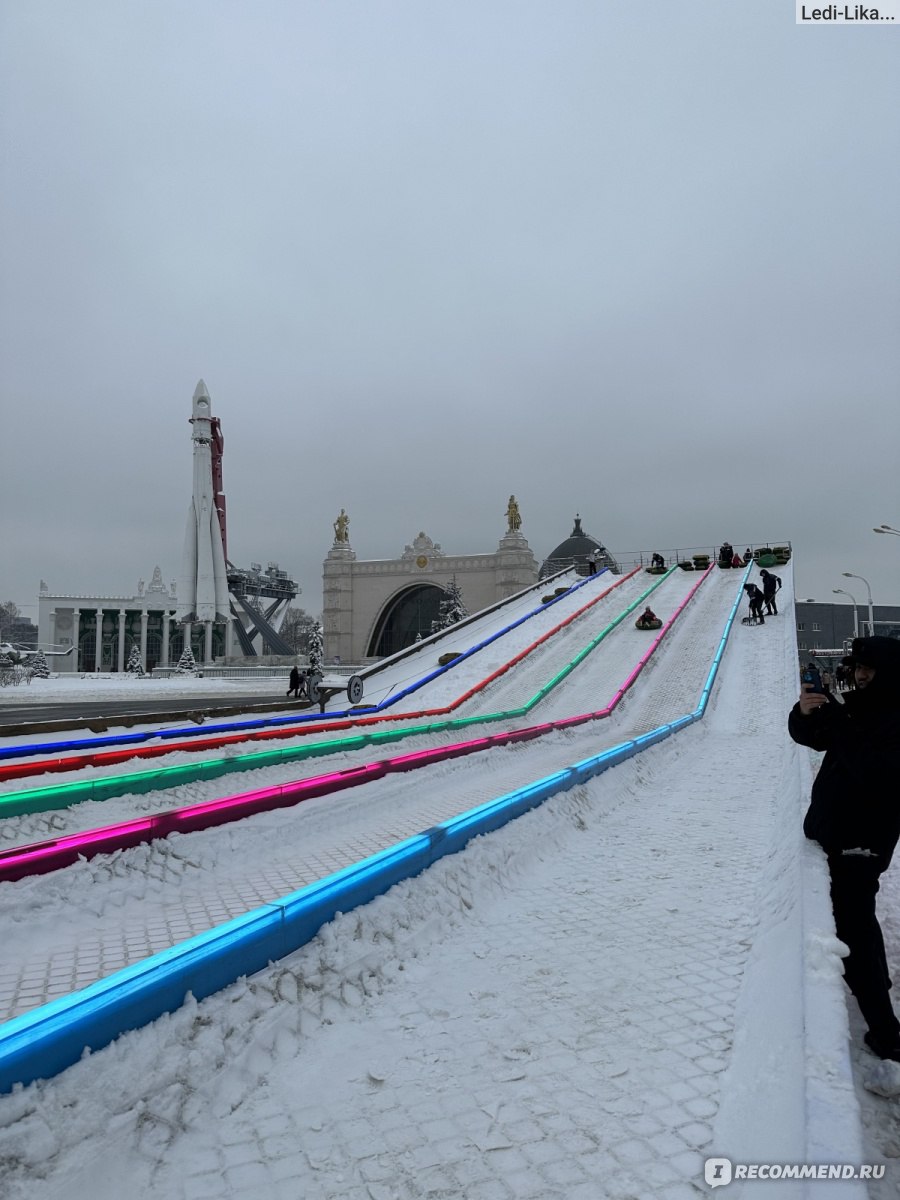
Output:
top-left (126, 645), bottom-right (145, 676)
top-left (432, 576), bottom-right (469, 633)
top-left (176, 645), bottom-right (197, 674)
top-left (308, 621), bottom-right (324, 674)
top-left (29, 650), bottom-right (50, 679)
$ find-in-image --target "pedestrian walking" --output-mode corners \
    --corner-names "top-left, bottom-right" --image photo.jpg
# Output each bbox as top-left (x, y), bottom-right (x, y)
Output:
top-left (789, 637), bottom-right (900, 1061)
top-left (287, 665), bottom-right (301, 698)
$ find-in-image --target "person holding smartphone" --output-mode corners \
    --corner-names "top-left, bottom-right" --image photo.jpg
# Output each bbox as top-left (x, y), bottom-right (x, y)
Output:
top-left (789, 637), bottom-right (900, 1060)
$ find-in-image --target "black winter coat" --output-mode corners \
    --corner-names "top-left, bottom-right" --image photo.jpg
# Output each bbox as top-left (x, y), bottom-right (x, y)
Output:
top-left (789, 688), bottom-right (900, 868)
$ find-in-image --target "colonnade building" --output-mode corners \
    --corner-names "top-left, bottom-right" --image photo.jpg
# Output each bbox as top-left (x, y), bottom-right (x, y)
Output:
top-left (35, 567), bottom-right (215, 673)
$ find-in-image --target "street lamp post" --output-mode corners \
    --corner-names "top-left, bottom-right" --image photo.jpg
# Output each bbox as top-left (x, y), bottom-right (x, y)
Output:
top-left (873, 524), bottom-right (900, 537)
top-left (832, 588), bottom-right (859, 640)
top-left (842, 572), bottom-right (874, 638)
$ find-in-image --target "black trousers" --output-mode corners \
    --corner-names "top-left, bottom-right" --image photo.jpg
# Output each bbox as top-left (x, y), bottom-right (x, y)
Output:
top-left (828, 852), bottom-right (899, 1041)
top-left (764, 592), bottom-right (778, 614)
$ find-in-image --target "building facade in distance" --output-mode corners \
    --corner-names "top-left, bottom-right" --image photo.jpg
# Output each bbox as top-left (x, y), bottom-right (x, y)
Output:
top-left (37, 567), bottom-right (194, 673)
top-left (794, 599), bottom-right (900, 663)
top-left (323, 501), bottom-right (540, 663)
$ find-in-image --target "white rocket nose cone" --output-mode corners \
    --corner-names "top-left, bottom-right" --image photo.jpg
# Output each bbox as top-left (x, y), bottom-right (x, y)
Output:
top-left (193, 379), bottom-right (210, 400)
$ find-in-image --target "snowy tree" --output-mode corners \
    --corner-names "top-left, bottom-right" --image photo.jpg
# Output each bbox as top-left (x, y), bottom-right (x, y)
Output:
top-left (175, 645), bottom-right (197, 674)
top-left (0, 599), bottom-right (20, 634)
top-left (431, 576), bottom-right (469, 634)
top-left (126, 645), bottom-right (145, 676)
top-left (308, 620), bottom-right (324, 674)
top-left (29, 649), bottom-right (50, 679)
top-left (280, 606), bottom-right (318, 655)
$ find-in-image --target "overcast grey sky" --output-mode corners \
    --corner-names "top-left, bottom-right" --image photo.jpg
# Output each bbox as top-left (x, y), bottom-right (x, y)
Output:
top-left (1, 1), bottom-right (898, 625)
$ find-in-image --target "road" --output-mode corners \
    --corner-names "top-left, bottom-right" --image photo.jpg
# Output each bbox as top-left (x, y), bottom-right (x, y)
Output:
top-left (0, 693), bottom-right (298, 729)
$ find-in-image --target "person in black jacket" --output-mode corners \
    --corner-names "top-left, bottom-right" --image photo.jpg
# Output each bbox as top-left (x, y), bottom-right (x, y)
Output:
top-left (759, 569), bottom-right (782, 615)
top-left (789, 636), bottom-right (900, 1059)
top-left (743, 582), bottom-right (766, 624)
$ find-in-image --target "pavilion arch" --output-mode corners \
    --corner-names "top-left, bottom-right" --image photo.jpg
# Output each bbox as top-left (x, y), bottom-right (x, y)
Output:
top-left (366, 583), bottom-right (446, 658)
top-left (323, 528), bottom-right (539, 664)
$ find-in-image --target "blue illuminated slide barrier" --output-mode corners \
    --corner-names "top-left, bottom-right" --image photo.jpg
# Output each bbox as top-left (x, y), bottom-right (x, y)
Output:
top-left (0, 569), bottom-right (749, 1094)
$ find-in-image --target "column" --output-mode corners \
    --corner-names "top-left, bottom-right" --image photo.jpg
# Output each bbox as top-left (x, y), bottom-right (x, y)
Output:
top-left (140, 611), bottom-right (149, 671)
top-left (49, 610), bottom-right (57, 648)
top-left (161, 612), bottom-right (171, 667)
top-left (73, 609), bottom-right (81, 671)
top-left (117, 610), bottom-right (126, 673)
top-left (224, 616), bottom-right (234, 660)
top-left (324, 545), bottom-right (356, 662)
top-left (204, 621), bottom-right (213, 665)
top-left (94, 609), bottom-right (103, 672)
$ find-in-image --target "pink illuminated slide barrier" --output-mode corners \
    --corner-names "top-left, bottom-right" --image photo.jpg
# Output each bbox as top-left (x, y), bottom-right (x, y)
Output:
top-left (0, 569), bottom-right (642, 785)
top-left (0, 568), bottom-right (712, 884)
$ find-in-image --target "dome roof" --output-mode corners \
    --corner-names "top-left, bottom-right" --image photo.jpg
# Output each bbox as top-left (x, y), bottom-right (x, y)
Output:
top-left (540, 515), bottom-right (618, 579)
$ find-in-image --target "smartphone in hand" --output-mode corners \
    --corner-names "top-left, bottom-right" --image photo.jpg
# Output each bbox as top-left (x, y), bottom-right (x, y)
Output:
top-left (801, 668), bottom-right (825, 694)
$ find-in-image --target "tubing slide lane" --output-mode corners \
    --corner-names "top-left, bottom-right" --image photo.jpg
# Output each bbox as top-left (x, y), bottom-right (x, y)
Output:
top-left (0, 564), bottom-right (750, 1094)
top-left (0, 565), bottom-right (676, 819)
top-left (0, 568), bottom-right (600, 770)
top-left (0, 567), bottom-right (645, 810)
top-left (0, 565), bottom-right (713, 878)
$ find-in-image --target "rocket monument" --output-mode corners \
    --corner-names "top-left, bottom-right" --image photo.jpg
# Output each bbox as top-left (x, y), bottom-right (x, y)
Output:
top-left (178, 380), bottom-right (230, 657)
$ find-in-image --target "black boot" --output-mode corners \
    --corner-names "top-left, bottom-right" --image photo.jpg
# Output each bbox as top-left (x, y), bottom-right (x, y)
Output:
top-left (865, 1030), bottom-right (900, 1061)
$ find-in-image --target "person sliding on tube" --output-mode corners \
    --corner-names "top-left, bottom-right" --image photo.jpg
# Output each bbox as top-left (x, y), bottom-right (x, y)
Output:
top-left (635, 607), bottom-right (660, 630)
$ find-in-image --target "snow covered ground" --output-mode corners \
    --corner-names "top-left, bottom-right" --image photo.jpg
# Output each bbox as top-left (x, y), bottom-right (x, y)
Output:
top-left (0, 674), bottom-right (294, 703)
top-left (1, 565), bottom-right (898, 1199)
